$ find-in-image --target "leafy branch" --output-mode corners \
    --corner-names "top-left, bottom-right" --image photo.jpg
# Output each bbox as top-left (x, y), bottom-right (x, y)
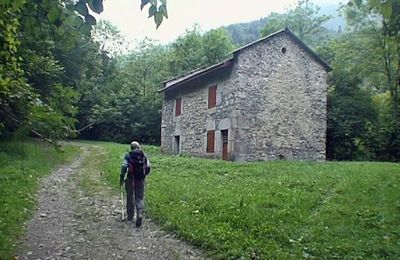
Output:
top-left (74, 0), bottom-right (168, 32)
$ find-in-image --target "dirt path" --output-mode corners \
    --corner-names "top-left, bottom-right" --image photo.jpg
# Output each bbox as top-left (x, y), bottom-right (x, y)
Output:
top-left (18, 144), bottom-right (205, 260)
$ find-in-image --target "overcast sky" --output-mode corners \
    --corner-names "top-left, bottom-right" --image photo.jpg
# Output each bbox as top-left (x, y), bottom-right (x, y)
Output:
top-left (97, 0), bottom-right (340, 45)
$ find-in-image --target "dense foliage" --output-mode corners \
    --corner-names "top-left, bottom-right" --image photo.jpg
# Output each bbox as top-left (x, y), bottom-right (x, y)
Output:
top-left (223, 18), bottom-right (268, 46)
top-left (325, 0), bottom-right (400, 161)
top-left (81, 27), bottom-right (235, 144)
top-left (0, 1), bottom-right (234, 145)
top-left (0, 0), bottom-right (111, 140)
top-left (261, 0), bottom-right (331, 46)
top-left (1, 0), bottom-right (399, 160)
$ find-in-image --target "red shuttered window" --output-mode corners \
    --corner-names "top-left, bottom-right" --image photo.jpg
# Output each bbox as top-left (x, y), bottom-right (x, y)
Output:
top-left (208, 85), bottom-right (217, 109)
top-left (206, 130), bottom-right (215, 153)
top-left (175, 97), bottom-right (181, 116)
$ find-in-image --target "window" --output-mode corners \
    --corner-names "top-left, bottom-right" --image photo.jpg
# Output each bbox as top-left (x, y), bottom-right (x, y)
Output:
top-left (206, 130), bottom-right (215, 153)
top-left (208, 85), bottom-right (217, 109)
top-left (175, 97), bottom-right (181, 116)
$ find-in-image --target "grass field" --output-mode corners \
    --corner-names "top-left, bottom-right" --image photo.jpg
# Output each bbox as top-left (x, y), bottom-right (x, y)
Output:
top-left (0, 139), bottom-right (79, 258)
top-left (1, 139), bottom-right (398, 259)
top-left (99, 142), bottom-right (400, 259)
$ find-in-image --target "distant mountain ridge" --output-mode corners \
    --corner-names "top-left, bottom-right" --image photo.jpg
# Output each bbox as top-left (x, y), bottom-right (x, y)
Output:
top-left (221, 2), bottom-right (344, 47)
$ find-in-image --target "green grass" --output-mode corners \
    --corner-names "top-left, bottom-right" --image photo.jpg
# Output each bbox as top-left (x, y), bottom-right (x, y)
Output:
top-left (2, 139), bottom-right (397, 258)
top-left (0, 139), bottom-right (79, 259)
top-left (97, 141), bottom-right (400, 259)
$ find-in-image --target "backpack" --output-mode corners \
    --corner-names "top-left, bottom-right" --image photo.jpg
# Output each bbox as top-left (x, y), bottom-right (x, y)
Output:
top-left (127, 150), bottom-right (146, 179)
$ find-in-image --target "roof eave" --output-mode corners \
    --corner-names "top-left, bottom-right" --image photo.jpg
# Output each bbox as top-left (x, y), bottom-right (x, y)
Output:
top-left (159, 58), bottom-right (234, 93)
top-left (160, 28), bottom-right (332, 93)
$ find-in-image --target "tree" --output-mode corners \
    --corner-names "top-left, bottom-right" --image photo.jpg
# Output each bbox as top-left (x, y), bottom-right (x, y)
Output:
top-left (93, 20), bottom-right (130, 57)
top-left (343, 0), bottom-right (400, 160)
top-left (0, 0), bottom-right (83, 140)
top-left (326, 37), bottom-right (378, 160)
top-left (168, 26), bottom-right (205, 76)
top-left (345, 0), bottom-right (400, 122)
top-left (83, 26), bottom-right (236, 144)
top-left (224, 18), bottom-right (268, 46)
top-left (124, 39), bottom-right (170, 97)
top-left (84, 39), bottom-right (169, 144)
top-left (261, 0), bottom-right (331, 46)
top-left (168, 26), bottom-right (235, 77)
top-left (201, 29), bottom-right (236, 65)
top-left (0, 0), bottom-right (35, 137)
top-left (0, 0), bottom-right (169, 141)
top-left (0, 0), bottom-right (114, 141)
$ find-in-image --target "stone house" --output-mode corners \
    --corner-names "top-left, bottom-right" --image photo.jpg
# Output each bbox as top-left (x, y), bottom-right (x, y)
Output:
top-left (160, 28), bottom-right (331, 161)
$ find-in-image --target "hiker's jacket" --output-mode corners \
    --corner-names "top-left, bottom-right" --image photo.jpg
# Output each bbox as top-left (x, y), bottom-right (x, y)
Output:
top-left (120, 150), bottom-right (151, 180)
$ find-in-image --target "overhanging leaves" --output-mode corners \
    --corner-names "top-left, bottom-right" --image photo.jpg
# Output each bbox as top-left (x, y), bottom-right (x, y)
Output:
top-left (154, 12), bottom-right (163, 29)
top-left (148, 5), bottom-right (157, 18)
top-left (75, 1), bottom-right (88, 16)
top-left (85, 14), bottom-right (96, 26)
top-left (141, 0), bottom-right (150, 10)
top-left (141, 0), bottom-right (168, 28)
top-left (159, 5), bottom-right (168, 19)
top-left (88, 0), bottom-right (104, 14)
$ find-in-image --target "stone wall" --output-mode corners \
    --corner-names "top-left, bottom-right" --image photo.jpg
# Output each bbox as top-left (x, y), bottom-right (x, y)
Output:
top-left (161, 69), bottom-right (237, 158)
top-left (161, 32), bottom-right (328, 161)
top-left (232, 33), bottom-right (327, 161)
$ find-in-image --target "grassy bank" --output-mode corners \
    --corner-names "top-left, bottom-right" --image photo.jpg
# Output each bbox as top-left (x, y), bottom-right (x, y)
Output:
top-left (0, 139), bottom-right (79, 258)
top-left (99, 142), bottom-right (400, 259)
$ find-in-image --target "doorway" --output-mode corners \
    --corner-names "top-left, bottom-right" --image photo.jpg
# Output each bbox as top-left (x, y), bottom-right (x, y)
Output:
top-left (174, 136), bottom-right (180, 154)
top-left (221, 130), bottom-right (228, 160)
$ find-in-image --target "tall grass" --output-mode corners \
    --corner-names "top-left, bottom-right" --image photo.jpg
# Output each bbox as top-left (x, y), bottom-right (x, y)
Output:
top-left (99, 142), bottom-right (400, 259)
top-left (0, 139), bottom-right (79, 258)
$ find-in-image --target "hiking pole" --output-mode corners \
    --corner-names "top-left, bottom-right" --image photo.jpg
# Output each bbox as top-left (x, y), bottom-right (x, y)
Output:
top-left (120, 184), bottom-right (125, 221)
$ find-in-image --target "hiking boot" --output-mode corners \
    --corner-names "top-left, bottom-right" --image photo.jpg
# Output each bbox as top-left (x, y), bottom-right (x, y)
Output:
top-left (127, 216), bottom-right (133, 221)
top-left (135, 216), bottom-right (142, 227)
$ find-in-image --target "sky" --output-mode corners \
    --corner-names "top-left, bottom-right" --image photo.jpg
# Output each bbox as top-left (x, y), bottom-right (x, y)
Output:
top-left (96, 0), bottom-right (340, 45)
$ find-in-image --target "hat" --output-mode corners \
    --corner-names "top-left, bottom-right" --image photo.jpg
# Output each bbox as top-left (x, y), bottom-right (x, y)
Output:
top-left (130, 141), bottom-right (141, 150)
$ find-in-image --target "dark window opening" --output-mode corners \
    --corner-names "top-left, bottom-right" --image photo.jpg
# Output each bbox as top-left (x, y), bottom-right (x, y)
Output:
top-left (175, 97), bottom-right (181, 116)
top-left (206, 130), bottom-right (215, 153)
top-left (208, 85), bottom-right (217, 109)
top-left (174, 136), bottom-right (180, 154)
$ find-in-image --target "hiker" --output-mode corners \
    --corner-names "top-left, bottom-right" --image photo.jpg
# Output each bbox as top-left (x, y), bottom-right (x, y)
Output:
top-left (120, 141), bottom-right (151, 227)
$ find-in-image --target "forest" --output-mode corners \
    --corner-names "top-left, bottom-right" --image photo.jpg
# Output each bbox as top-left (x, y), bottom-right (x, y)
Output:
top-left (1, 0), bottom-right (399, 161)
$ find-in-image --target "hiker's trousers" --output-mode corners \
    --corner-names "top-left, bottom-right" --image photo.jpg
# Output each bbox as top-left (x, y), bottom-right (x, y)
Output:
top-left (125, 177), bottom-right (145, 220)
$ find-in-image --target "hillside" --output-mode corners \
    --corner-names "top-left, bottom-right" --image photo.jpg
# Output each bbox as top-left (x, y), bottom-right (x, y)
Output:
top-left (223, 17), bottom-right (268, 46)
top-left (222, 1), bottom-right (344, 46)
